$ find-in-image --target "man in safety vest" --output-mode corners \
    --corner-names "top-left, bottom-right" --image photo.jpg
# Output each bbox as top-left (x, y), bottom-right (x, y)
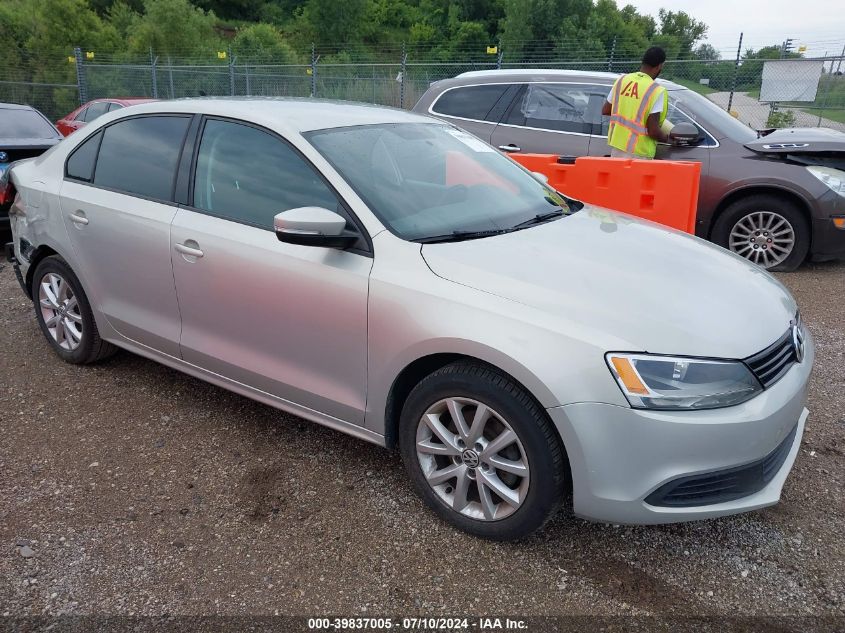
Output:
top-left (601, 46), bottom-right (670, 159)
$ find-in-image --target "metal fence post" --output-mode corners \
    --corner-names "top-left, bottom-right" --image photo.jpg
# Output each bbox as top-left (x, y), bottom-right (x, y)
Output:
top-left (149, 47), bottom-right (158, 98)
top-left (167, 56), bottom-right (174, 99)
top-left (245, 64), bottom-right (251, 96)
top-left (727, 32), bottom-right (743, 113)
top-left (228, 47), bottom-right (235, 96)
top-left (73, 47), bottom-right (87, 105)
top-left (399, 43), bottom-right (407, 109)
top-left (607, 36), bottom-right (617, 72)
top-left (496, 42), bottom-right (503, 70)
top-left (311, 44), bottom-right (318, 97)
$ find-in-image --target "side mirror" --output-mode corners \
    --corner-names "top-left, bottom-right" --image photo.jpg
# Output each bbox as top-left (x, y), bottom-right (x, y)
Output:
top-left (669, 121), bottom-right (702, 146)
top-left (274, 207), bottom-right (358, 249)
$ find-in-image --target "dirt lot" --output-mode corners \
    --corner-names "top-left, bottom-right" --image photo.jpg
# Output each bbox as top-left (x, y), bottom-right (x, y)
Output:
top-left (1, 259), bottom-right (843, 625)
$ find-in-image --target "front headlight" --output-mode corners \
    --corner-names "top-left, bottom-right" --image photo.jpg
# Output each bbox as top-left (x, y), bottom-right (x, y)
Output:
top-left (806, 166), bottom-right (845, 198)
top-left (606, 353), bottom-right (762, 410)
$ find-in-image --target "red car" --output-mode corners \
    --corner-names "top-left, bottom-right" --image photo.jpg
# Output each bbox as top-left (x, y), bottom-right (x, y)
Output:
top-left (55, 98), bottom-right (156, 137)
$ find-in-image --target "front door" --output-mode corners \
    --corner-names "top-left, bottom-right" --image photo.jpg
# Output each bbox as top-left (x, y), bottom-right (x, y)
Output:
top-left (170, 118), bottom-right (372, 425)
top-left (59, 115), bottom-right (192, 356)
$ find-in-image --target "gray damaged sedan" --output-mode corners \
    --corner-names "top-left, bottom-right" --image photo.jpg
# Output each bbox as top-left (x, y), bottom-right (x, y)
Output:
top-left (3, 99), bottom-right (813, 540)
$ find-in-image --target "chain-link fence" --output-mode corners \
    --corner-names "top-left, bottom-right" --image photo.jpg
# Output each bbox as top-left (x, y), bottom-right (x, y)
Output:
top-left (3, 39), bottom-right (844, 132)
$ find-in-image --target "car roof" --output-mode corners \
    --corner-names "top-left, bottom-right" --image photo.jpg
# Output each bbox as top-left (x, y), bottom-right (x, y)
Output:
top-left (0, 102), bottom-right (37, 111)
top-left (113, 97), bottom-right (437, 133)
top-left (450, 69), bottom-right (684, 90)
top-left (92, 98), bottom-right (158, 106)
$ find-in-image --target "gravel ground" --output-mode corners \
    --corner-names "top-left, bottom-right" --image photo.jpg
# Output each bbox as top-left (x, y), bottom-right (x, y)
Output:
top-left (1, 260), bottom-right (843, 624)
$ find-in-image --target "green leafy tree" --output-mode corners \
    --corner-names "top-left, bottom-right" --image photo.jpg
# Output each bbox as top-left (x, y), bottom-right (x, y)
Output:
top-left (297, 0), bottom-right (374, 44)
top-left (128, 0), bottom-right (220, 57)
top-left (657, 9), bottom-right (707, 58)
top-left (231, 23), bottom-right (297, 62)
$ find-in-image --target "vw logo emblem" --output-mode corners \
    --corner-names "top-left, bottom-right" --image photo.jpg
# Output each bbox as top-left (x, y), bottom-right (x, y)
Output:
top-left (791, 322), bottom-right (805, 363)
top-left (461, 449), bottom-right (480, 469)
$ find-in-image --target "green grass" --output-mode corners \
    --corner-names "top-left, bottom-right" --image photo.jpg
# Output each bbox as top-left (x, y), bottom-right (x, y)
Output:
top-left (669, 77), bottom-right (716, 95)
top-left (799, 108), bottom-right (845, 124)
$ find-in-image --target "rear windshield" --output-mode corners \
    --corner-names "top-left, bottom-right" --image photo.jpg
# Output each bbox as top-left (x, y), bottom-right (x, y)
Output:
top-left (0, 108), bottom-right (59, 139)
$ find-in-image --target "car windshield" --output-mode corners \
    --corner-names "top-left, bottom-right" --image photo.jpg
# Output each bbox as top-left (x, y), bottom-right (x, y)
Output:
top-left (306, 123), bottom-right (572, 241)
top-left (0, 108), bottom-right (58, 139)
top-left (670, 89), bottom-right (758, 143)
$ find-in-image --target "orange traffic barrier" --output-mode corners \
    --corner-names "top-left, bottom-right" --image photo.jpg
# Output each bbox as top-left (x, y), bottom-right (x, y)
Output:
top-left (510, 154), bottom-right (700, 234)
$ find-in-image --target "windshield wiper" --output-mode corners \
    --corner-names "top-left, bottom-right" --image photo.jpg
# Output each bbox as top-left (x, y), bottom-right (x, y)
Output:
top-left (413, 228), bottom-right (515, 244)
top-left (510, 209), bottom-right (566, 230)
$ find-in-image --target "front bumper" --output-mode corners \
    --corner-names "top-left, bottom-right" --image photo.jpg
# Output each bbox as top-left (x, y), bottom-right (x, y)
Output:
top-left (809, 190), bottom-right (845, 261)
top-left (548, 331), bottom-right (814, 524)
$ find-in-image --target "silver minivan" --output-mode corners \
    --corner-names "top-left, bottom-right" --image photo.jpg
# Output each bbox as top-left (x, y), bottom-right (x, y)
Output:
top-left (414, 69), bottom-right (845, 271)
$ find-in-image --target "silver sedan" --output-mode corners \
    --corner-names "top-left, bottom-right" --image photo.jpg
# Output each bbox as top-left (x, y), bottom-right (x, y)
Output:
top-left (3, 99), bottom-right (813, 540)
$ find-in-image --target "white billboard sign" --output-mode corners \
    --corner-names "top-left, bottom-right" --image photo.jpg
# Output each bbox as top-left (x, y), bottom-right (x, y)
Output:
top-left (760, 60), bottom-right (823, 102)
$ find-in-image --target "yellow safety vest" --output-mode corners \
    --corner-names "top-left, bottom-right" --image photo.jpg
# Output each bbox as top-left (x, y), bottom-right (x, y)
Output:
top-left (608, 72), bottom-right (668, 158)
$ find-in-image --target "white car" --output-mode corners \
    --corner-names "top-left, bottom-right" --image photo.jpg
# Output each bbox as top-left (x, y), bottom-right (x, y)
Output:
top-left (3, 99), bottom-right (813, 540)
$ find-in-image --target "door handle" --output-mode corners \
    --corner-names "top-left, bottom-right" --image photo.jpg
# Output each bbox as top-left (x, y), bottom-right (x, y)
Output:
top-left (69, 212), bottom-right (88, 225)
top-left (498, 144), bottom-right (521, 153)
top-left (175, 242), bottom-right (204, 258)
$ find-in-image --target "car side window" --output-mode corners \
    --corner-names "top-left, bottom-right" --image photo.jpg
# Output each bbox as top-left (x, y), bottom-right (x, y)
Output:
top-left (192, 119), bottom-right (340, 230)
top-left (107, 103), bottom-right (124, 112)
top-left (73, 106), bottom-right (90, 122)
top-left (83, 101), bottom-right (110, 123)
top-left (506, 83), bottom-right (594, 134)
top-left (666, 97), bottom-right (718, 147)
top-left (66, 131), bottom-right (102, 182)
top-left (431, 84), bottom-right (511, 121)
top-left (93, 115), bottom-right (191, 201)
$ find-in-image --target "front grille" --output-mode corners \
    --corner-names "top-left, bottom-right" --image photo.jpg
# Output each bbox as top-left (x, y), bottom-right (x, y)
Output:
top-left (645, 424), bottom-right (798, 508)
top-left (744, 328), bottom-right (798, 389)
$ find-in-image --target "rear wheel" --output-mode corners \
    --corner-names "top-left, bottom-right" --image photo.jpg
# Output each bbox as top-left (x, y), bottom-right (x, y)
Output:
top-left (32, 256), bottom-right (117, 364)
top-left (712, 194), bottom-right (809, 272)
top-left (399, 362), bottom-right (567, 540)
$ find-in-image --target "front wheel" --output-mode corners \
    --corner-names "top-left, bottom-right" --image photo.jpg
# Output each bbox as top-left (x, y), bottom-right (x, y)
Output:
top-left (399, 362), bottom-right (567, 540)
top-left (712, 195), bottom-right (809, 272)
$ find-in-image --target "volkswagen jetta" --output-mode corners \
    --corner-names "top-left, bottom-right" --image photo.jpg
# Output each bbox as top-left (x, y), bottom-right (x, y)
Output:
top-left (4, 99), bottom-right (813, 540)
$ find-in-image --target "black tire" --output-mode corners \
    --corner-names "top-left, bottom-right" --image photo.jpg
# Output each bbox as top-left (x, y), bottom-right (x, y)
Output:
top-left (31, 256), bottom-right (117, 364)
top-left (711, 194), bottom-right (810, 272)
top-left (399, 361), bottom-right (567, 541)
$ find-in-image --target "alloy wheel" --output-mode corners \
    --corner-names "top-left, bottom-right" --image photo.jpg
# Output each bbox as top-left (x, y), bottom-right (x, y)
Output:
top-left (39, 272), bottom-right (83, 351)
top-left (415, 397), bottom-right (530, 521)
top-left (728, 211), bottom-right (795, 269)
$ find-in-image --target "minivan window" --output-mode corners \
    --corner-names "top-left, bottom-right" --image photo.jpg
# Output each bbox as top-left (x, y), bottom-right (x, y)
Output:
top-left (192, 119), bottom-right (339, 229)
top-left (671, 89), bottom-right (757, 143)
top-left (506, 84), bottom-right (599, 134)
top-left (431, 84), bottom-right (510, 121)
top-left (93, 116), bottom-right (190, 201)
top-left (66, 131), bottom-right (102, 182)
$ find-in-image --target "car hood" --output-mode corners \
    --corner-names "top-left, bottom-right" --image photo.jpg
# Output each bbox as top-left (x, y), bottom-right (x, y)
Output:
top-left (745, 127), bottom-right (845, 154)
top-left (421, 208), bottom-right (797, 358)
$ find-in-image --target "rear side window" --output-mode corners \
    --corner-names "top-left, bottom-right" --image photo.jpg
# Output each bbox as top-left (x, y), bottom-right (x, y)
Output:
top-left (192, 119), bottom-right (339, 229)
top-left (431, 85), bottom-right (510, 121)
top-left (66, 131), bottom-right (102, 182)
top-left (107, 102), bottom-right (124, 112)
top-left (83, 101), bottom-right (109, 123)
top-left (73, 106), bottom-right (89, 122)
top-left (94, 116), bottom-right (190, 201)
top-left (506, 83), bottom-right (596, 134)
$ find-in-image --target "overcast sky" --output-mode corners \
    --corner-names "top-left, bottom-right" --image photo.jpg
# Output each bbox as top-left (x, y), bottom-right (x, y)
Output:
top-left (625, 0), bottom-right (845, 58)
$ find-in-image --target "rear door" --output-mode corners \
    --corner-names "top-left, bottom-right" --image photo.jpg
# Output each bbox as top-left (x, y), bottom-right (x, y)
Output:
top-left (59, 114), bottom-right (191, 356)
top-left (427, 83), bottom-right (518, 144)
top-left (490, 83), bottom-right (596, 156)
